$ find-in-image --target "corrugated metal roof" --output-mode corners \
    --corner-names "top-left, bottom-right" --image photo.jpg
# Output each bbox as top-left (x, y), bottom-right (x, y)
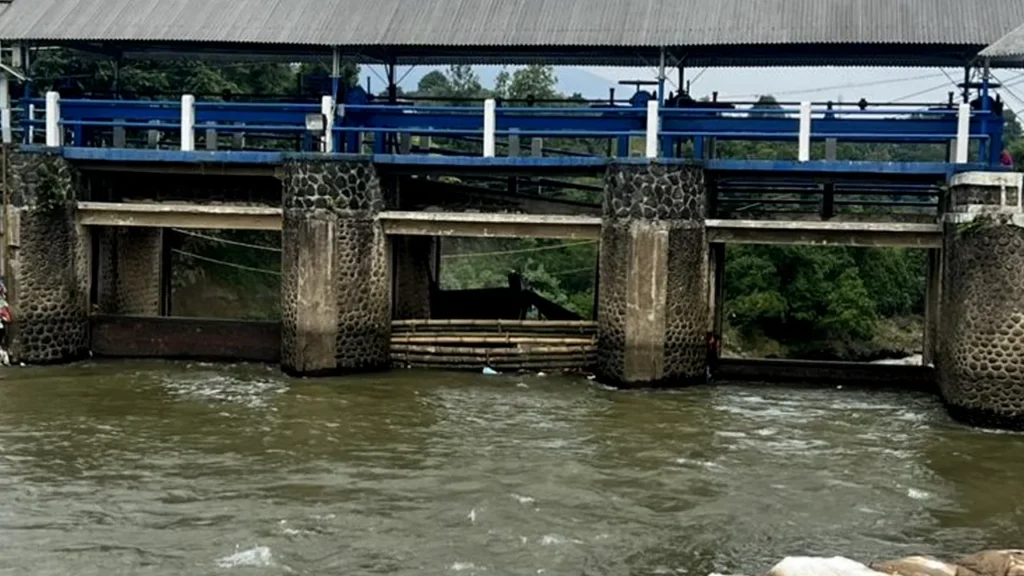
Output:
top-left (1, 0), bottom-right (1022, 47)
top-left (1, 0), bottom-right (1022, 67)
top-left (981, 22), bottom-right (1024, 62)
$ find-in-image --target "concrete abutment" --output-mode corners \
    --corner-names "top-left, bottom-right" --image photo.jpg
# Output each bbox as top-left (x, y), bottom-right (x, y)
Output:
top-left (596, 163), bottom-right (709, 387)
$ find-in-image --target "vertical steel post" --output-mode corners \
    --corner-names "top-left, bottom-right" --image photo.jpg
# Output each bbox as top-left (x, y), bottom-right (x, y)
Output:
top-left (331, 46), bottom-right (341, 102)
top-left (657, 47), bottom-right (666, 106)
top-left (21, 45), bottom-right (31, 145)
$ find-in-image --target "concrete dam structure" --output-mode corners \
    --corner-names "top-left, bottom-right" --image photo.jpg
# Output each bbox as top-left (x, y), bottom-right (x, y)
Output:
top-left (0, 0), bottom-right (1023, 428)
top-left (4, 145), bottom-right (1024, 429)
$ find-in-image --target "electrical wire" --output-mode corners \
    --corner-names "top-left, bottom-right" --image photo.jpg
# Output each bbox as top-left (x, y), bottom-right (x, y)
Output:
top-left (888, 81), bottom-right (955, 103)
top-left (726, 71), bottom-right (947, 100)
top-left (172, 228), bottom-right (281, 252)
top-left (546, 265), bottom-right (596, 277)
top-left (442, 240), bottom-right (598, 260)
top-left (173, 249), bottom-right (281, 276)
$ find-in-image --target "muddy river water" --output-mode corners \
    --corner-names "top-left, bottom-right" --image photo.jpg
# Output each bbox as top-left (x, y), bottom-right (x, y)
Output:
top-left (1, 361), bottom-right (1022, 575)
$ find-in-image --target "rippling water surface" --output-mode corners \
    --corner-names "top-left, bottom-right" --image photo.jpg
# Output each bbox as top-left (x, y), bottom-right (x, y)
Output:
top-left (2, 361), bottom-right (1024, 575)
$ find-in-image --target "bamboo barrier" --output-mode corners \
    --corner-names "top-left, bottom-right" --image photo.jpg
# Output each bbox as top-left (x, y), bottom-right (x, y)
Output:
top-left (390, 344), bottom-right (595, 356)
top-left (392, 319), bottom-right (597, 335)
top-left (393, 319), bottom-right (596, 329)
top-left (393, 357), bottom-right (595, 371)
top-left (389, 319), bottom-right (598, 372)
top-left (391, 334), bottom-right (594, 346)
top-left (393, 352), bottom-right (594, 363)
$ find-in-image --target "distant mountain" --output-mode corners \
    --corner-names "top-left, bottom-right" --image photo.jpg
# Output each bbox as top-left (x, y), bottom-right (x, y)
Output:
top-left (359, 66), bottom-right (614, 100)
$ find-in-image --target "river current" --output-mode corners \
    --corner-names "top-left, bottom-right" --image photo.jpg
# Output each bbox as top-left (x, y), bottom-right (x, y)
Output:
top-left (1, 361), bottom-right (1022, 575)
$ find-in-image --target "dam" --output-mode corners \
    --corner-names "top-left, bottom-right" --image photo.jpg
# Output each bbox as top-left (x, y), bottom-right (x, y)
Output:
top-left (0, 0), bottom-right (1023, 431)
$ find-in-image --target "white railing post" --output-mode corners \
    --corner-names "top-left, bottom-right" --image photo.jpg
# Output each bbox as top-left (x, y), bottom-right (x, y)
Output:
top-left (798, 101), bottom-right (811, 162)
top-left (483, 98), bottom-right (496, 158)
top-left (27, 103), bottom-right (35, 144)
top-left (45, 91), bottom-right (61, 147)
top-left (321, 95), bottom-right (335, 153)
top-left (955, 103), bottom-right (970, 164)
top-left (645, 99), bottom-right (659, 158)
top-left (180, 94), bottom-right (195, 152)
top-left (0, 73), bottom-right (10, 144)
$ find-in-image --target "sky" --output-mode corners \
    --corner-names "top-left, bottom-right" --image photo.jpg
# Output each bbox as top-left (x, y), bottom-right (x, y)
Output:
top-left (361, 65), bottom-right (1024, 113)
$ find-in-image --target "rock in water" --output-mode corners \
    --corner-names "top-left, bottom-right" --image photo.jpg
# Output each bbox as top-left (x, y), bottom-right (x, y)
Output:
top-left (871, 556), bottom-right (960, 576)
top-left (955, 550), bottom-right (1024, 576)
top-left (768, 556), bottom-right (889, 576)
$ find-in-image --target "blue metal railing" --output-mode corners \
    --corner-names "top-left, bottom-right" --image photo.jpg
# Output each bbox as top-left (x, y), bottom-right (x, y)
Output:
top-left (15, 95), bottom-right (1005, 167)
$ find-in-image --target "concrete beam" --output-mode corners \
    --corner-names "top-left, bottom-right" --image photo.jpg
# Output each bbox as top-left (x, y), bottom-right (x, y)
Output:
top-left (378, 211), bottom-right (602, 239)
top-left (74, 203), bottom-right (942, 247)
top-left (77, 202), bottom-right (282, 231)
top-left (705, 219), bottom-right (942, 248)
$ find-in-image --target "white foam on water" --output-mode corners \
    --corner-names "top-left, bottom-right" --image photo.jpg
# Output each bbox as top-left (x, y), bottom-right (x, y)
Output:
top-left (511, 494), bottom-right (535, 505)
top-left (450, 561), bottom-right (480, 571)
top-left (673, 457), bottom-right (722, 470)
top-left (540, 534), bottom-right (563, 546)
top-left (215, 545), bottom-right (273, 568)
top-left (163, 374), bottom-right (286, 409)
top-left (907, 487), bottom-right (931, 500)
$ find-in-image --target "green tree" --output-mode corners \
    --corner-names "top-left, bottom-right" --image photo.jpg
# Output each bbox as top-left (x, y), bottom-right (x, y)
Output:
top-left (494, 65), bottom-right (559, 102)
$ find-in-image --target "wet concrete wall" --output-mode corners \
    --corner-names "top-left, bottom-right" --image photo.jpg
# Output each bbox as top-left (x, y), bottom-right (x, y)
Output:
top-left (392, 236), bottom-right (434, 320)
top-left (91, 315), bottom-right (280, 362)
top-left (96, 227), bottom-right (163, 316)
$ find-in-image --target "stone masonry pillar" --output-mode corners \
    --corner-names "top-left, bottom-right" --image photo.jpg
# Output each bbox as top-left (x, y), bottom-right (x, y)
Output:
top-left (280, 160), bottom-right (390, 375)
top-left (392, 236), bottom-right (435, 319)
top-left (596, 163), bottom-right (709, 387)
top-left (5, 151), bottom-right (90, 363)
top-left (939, 171), bottom-right (1024, 429)
top-left (96, 227), bottom-right (163, 315)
